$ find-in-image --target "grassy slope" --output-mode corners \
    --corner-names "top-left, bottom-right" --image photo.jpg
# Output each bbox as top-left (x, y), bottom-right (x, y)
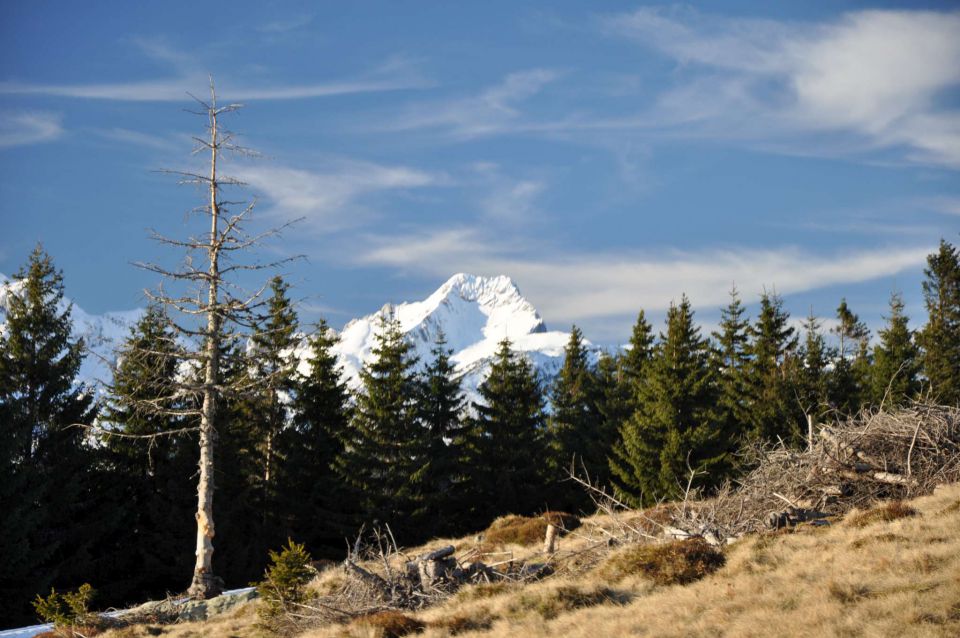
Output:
top-left (105, 483), bottom-right (960, 638)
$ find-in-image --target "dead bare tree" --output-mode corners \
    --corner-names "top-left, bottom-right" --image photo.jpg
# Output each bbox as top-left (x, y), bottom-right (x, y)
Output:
top-left (131, 77), bottom-right (299, 599)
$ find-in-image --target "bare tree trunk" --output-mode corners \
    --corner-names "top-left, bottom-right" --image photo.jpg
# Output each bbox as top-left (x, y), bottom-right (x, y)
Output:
top-left (188, 97), bottom-right (224, 600)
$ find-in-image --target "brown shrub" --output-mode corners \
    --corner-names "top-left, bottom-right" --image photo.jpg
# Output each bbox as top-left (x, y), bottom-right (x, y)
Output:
top-left (453, 582), bottom-right (512, 603)
top-left (352, 611), bottom-right (425, 637)
top-left (483, 512), bottom-right (581, 547)
top-left (847, 501), bottom-right (918, 528)
top-left (508, 585), bottom-right (623, 620)
top-left (599, 538), bottom-right (725, 586)
top-left (429, 610), bottom-right (496, 635)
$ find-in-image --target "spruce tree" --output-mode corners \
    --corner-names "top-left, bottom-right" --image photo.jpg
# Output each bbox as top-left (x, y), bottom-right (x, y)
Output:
top-left (795, 311), bottom-right (832, 433)
top-left (711, 287), bottom-right (751, 451)
top-left (919, 239), bottom-right (960, 405)
top-left (334, 315), bottom-right (425, 539)
top-left (0, 247), bottom-right (98, 624)
top-left (416, 331), bottom-right (470, 536)
top-left (626, 296), bottom-right (722, 504)
top-left (745, 292), bottom-right (801, 444)
top-left (548, 326), bottom-right (605, 507)
top-left (870, 293), bottom-right (921, 406)
top-left (280, 319), bottom-right (352, 556)
top-left (608, 311), bottom-right (656, 506)
top-left (468, 338), bottom-right (548, 521)
top-left (829, 299), bottom-right (871, 415)
top-left (100, 304), bottom-right (197, 605)
top-left (249, 276), bottom-right (299, 554)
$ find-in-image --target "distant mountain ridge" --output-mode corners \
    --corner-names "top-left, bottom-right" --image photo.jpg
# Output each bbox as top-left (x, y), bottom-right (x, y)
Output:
top-left (0, 272), bottom-right (594, 403)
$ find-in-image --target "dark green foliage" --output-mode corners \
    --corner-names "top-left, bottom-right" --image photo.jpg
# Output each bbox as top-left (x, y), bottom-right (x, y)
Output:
top-left (335, 315), bottom-right (426, 539)
top-left (796, 311), bottom-right (832, 428)
top-left (594, 353), bottom-right (632, 490)
top-left (467, 338), bottom-right (548, 521)
top-left (249, 276), bottom-right (299, 555)
top-left (417, 331), bottom-right (470, 536)
top-left (99, 304), bottom-right (196, 605)
top-left (711, 288), bottom-right (751, 454)
top-left (829, 299), bottom-right (871, 415)
top-left (0, 246), bottom-right (98, 625)
top-left (745, 292), bottom-right (802, 444)
top-left (279, 319), bottom-right (353, 556)
top-left (919, 239), bottom-right (960, 406)
top-left (618, 297), bottom-right (723, 506)
top-left (870, 293), bottom-right (921, 406)
top-left (213, 338), bottom-right (269, 586)
top-left (608, 312), bottom-right (655, 506)
top-left (32, 583), bottom-right (96, 628)
top-left (548, 326), bottom-right (607, 509)
top-left (257, 539), bottom-right (315, 624)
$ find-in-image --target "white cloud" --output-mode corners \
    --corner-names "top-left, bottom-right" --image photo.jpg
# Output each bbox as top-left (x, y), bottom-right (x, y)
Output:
top-left (356, 227), bottom-right (929, 324)
top-left (0, 73), bottom-right (427, 102)
top-left (382, 69), bottom-right (561, 138)
top-left (601, 8), bottom-right (960, 168)
top-left (235, 160), bottom-right (437, 232)
top-left (0, 111), bottom-right (64, 148)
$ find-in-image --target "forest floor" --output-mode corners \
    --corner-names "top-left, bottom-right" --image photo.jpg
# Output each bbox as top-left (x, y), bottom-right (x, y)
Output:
top-left (100, 481), bottom-right (960, 638)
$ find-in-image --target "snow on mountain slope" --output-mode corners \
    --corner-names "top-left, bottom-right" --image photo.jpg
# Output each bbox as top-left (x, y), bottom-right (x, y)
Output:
top-left (1, 271), bottom-right (591, 405)
top-left (0, 273), bottom-right (143, 388)
top-left (323, 273), bottom-right (591, 403)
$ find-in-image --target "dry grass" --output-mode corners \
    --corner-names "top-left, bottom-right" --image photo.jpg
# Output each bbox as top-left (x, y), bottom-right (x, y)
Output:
top-left (349, 611), bottom-right (425, 637)
top-left (103, 481), bottom-right (960, 638)
top-left (302, 481), bottom-right (960, 638)
top-left (597, 538), bottom-right (725, 585)
top-left (846, 500), bottom-right (919, 527)
top-left (481, 512), bottom-right (580, 548)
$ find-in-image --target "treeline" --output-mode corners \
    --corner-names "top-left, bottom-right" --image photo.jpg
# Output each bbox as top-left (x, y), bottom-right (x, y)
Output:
top-left (2, 239), bottom-right (960, 625)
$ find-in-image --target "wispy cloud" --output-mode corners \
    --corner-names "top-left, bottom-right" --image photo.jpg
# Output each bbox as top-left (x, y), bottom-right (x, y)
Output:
top-left (235, 159), bottom-right (438, 233)
top-left (356, 227), bottom-right (929, 324)
top-left (0, 72), bottom-right (428, 102)
top-left (258, 14), bottom-right (314, 34)
top-left (92, 127), bottom-right (182, 151)
top-left (380, 68), bottom-right (561, 139)
top-left (600, 8), bottom-right (960, 168)
top-left (0, 111), bottom-right (64, 148)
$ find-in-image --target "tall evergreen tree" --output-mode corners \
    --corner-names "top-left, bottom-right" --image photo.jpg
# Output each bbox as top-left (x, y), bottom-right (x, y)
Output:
top-left (334, 314), bottom-right (425, 540)
top-left (829, 299), bottom-right (871, 415)
top-left (608, 311), bottom-right (655, 506)
top-left (621, 310), bottom-right (655, 391)
top-left (711, 287), bottom-right (751, 449)
top-left (416, 331), bottom-right (470, 536)
top-left (870, 293), bottom-right (921, 406)
top-left (919, 239), bottom-right (960, 405)
top-left (548, 326), bottom-right (605, 508)
top-left (249, 276), bottom-right (299, 553)
top-left (745, 292), bottom-right (801, 444)
top-left (616, 297), bottom-right (722, 506)
top-left (280, 319), bottom-right (352, 556)
top-left (0, 247), bottom-right (98, 624)
top-left (467, 338), bottom-right (548, 522)
top-left (100, 304), bottom-right (197, 605)
top-left (795, 311), bottom-right (832, 433)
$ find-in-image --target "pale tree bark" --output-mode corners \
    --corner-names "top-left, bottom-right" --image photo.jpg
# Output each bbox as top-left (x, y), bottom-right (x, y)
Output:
top-left (129, 77), bottom-right (300, 600)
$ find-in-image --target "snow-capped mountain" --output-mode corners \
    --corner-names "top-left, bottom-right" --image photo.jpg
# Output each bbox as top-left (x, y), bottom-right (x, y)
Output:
top-left (1, 272), bottom-right (590, 403)
top-left (0, 273), bottom-right (143, 388)
top-left (324, 273), bottom-right (588, 402)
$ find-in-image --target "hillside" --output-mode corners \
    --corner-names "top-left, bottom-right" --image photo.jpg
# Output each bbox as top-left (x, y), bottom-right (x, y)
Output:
top-left (96, 481), bottom-right (960, 638)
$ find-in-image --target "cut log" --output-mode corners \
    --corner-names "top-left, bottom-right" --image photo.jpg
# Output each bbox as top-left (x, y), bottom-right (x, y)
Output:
top-left (543, 523), bottom-right (558, 554)
top-left (421, 545), bottom-right (456, 562)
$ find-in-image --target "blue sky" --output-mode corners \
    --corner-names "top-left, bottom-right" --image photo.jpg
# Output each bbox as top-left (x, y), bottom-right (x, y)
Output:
top-left (1, 1), bottom-right (959, 345)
